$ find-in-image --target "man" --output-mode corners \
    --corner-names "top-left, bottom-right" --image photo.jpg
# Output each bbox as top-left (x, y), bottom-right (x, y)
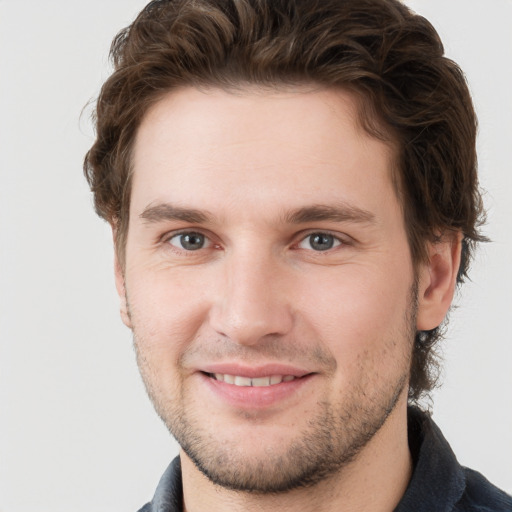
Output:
top-left (84, 0), bottom-right (512, 510)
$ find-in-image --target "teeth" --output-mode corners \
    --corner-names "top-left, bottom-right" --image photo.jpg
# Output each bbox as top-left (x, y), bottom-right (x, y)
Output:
top-left (234, 376), bottom-right (252, 386)
top-left (252, 377), bottom-right (271, 387)
top-left (211, 373), bottom-right (297, 386)
top-left (223, 374), bottom-right (235, 384)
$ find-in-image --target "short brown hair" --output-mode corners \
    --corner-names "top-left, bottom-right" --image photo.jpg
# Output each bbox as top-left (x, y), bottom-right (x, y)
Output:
top-left (84, 0), bottom-right (486, 401)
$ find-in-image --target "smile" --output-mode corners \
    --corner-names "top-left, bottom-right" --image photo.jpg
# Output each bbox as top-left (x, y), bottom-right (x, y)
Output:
top-left (200, 370), bottom-right (314, 409)
top-left (210, 373), bottom-right (297, 387)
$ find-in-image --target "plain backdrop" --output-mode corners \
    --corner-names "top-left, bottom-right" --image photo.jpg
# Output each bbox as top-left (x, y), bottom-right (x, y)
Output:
top-left (0, 1), bottom-right (511, 510)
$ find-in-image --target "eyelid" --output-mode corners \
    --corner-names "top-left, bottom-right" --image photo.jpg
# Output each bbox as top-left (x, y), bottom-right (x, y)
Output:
top-left (158, 227), bottom-right (351, 253)
top-left (161, 228), bottom-right (218, 250)
top-left (161, 227), bottom-right (209, 242)
top-left (170, 232), bottom-right (211, 249)
top-left (294, 230), bottom-right (351, 250)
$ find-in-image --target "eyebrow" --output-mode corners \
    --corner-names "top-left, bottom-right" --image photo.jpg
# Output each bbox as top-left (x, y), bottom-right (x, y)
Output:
top-left (283, 204), bottom-right (376, 225)
top-left (139, 201), bottom-right (376, 226)
top-left (140, 203), bottom-right (212, 224)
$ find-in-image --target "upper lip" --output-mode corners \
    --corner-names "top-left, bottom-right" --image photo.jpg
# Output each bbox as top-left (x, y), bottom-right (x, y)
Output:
top-left (198, 363), bottom-right (313, 379)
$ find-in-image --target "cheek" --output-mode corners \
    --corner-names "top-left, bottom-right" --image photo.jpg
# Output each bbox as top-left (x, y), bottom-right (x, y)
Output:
top-left (298, 263), bottom-right (414, 366)
top-left (125, 267), bottom-right (211, 361)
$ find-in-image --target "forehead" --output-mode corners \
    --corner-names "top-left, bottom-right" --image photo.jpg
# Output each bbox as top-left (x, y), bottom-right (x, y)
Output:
top-left (130, 86), bottom-right (398, 221)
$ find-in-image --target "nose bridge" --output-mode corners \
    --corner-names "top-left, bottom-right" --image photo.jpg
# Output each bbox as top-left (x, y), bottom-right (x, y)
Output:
top-left (209, 243), bottom-right (293, 345)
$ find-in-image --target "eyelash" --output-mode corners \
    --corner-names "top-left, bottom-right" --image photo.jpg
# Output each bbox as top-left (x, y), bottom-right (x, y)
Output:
top-left (162, 229), bottom-right (349, 254)
top-left (296, 232), bottom-right (345, 252)
top-left (164, 231), bottom-right (215, 253)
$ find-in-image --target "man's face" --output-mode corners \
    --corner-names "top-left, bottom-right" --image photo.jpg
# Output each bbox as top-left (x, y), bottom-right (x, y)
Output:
top-left (119, 87), bottom-right (420, 492)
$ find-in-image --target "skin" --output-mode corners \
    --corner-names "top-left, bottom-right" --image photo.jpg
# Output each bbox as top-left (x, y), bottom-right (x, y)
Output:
top-left (115, 86), bottom-right (461, 512)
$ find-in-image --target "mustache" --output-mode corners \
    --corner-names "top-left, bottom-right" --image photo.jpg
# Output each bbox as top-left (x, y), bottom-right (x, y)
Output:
top-left (178, 334), bottom-right (338, 373)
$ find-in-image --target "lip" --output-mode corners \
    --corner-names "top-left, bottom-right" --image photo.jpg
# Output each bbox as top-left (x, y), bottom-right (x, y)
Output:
top-left (197, 363), bottom-right (315, 409)
top-left (199, 363), bottom-right (311, 379)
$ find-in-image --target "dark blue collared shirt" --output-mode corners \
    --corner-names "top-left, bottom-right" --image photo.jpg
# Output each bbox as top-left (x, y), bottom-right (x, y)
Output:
top-left (139, 408), bottom-right (512, 511)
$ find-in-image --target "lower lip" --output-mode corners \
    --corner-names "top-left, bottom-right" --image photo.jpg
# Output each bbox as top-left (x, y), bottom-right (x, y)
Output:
top-left (199, 372), bottom-right (314, 409)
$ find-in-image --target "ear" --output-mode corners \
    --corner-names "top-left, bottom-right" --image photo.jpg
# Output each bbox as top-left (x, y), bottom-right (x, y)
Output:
top-left (416, 232), bottom-right (462, 331)
top-left (112, 226), bottom-right (133, 329)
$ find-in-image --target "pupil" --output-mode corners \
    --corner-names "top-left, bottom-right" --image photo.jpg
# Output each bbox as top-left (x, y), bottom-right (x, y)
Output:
top-left (310, 233), bottom-right (334, 251)
top-left (181, 233), bottom-right (204, 250)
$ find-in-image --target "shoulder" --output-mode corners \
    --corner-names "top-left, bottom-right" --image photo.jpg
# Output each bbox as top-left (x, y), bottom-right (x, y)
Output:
top-left (454, 467), bottom-right (512, 512)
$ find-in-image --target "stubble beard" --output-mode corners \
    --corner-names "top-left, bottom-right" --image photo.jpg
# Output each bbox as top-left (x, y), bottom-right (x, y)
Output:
top-left (132, 287), bottom-right (417, 494)
top-left (174, 373), bottom-right (408, 494)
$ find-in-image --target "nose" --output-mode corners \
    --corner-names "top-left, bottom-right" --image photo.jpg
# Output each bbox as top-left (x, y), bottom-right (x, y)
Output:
top-left (208, 250), bottom-right (294, 346)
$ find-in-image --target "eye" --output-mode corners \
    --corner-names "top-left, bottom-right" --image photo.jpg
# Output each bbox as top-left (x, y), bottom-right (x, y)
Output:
top-left (168, 232), bottom-right (209, 251)
top-left (298, 232), bottom-right (342, 251)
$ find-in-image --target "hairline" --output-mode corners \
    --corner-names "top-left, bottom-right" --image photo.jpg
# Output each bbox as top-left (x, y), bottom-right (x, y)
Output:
top-left (114, 81), bottom-right (408, 270)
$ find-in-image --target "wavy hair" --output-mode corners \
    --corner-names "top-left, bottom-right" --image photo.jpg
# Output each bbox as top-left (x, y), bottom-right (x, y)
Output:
top-left (84, 0), bottom-right (486, 401)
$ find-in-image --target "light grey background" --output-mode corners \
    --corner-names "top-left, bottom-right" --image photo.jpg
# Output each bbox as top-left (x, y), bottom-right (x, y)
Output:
top-left (0, 1), bottom-right (510, 510)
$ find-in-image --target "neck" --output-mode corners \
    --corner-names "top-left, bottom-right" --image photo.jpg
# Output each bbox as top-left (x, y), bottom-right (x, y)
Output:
top-left (181, 400), bottom-right (412, 512)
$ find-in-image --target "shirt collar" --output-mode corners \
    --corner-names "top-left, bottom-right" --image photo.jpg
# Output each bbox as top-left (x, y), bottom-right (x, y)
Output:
top-left (394, 406), bottom-right (465, 512)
